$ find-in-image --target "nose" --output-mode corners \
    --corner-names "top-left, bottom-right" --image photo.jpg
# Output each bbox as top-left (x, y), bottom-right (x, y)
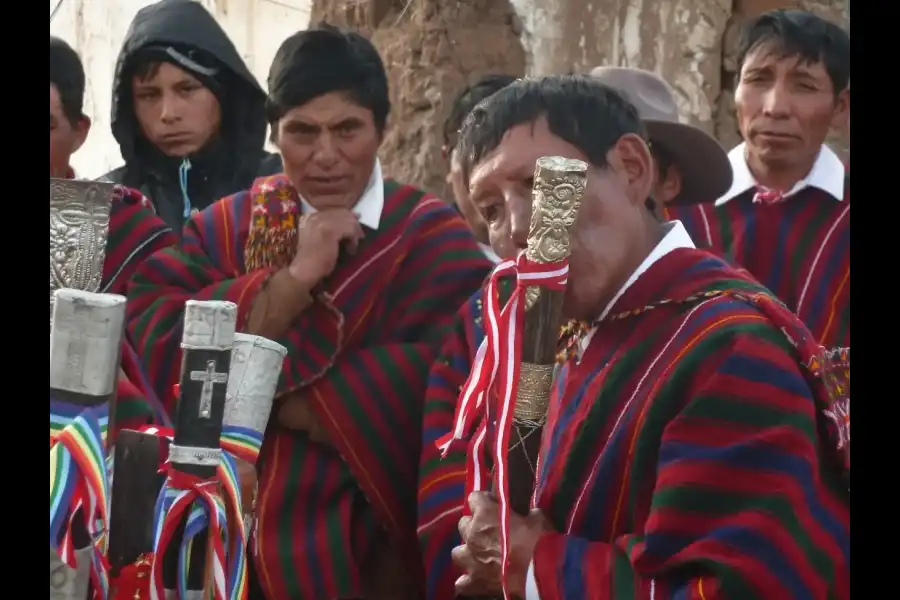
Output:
top-left (312, 132), bottom-right (340, 169)
top-left (509, 193), bottom-right (532, 250)
top-left (761, 81), bottom-right (791, 118)
top-left (160, 93), bottom-right (180, 125)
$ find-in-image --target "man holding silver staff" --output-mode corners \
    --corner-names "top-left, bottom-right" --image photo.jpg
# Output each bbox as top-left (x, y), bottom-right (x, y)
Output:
top-left (51, 36), bottom-right (178, 432)
top-left (419, 75), bottom-right (848, 600)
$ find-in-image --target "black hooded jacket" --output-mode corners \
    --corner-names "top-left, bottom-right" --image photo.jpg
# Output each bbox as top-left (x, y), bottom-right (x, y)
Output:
top-left (102, 0), bottom-right (282, 232)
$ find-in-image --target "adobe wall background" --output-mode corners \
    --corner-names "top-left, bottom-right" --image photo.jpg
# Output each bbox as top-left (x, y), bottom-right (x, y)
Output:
top-left (311, 0), bottom-right (849, 200)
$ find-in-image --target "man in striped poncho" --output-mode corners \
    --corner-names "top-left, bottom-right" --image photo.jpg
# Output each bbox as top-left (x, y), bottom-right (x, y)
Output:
top-left (418, 75), bottom-right (849, 600)
top-left (126, 24), bottom-right (491, 600)
top-left (666, 9), bottom-right (850, 349)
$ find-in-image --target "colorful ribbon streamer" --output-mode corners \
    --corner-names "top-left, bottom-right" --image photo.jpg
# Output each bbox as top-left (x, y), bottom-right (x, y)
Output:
top-left (436, 253), bottom-right (568, 599)
top-left (140, 421), bottom-right (260, 600)
top-left (49, 399), bottom-right (112, 600)
top-left (150, 468), bottom-right (228, 600)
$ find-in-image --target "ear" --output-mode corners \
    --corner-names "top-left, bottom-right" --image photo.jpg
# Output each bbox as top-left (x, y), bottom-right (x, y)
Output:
top-left (830, 87), bottom-right (850, 131)
top-left (71, 115), bottom-right (91, 154)
top-left (610, 133), bottom-right (654, 209)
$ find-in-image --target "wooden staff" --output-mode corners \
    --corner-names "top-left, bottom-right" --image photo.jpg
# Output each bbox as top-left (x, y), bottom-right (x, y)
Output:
top-left (107, 430), bottom-right (163, 580)
top-left (499, 156), bottom-right (588, 516)
top-left (162, 300), bottom-right (237, 595)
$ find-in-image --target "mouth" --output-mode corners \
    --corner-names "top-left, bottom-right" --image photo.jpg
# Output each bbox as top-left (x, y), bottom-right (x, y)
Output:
top-left (306, 176), bottom-right (350, 191)
top-left (755, 130), bottom-right (798, 141)
top-left (161, 133), bottom-right (192, 143)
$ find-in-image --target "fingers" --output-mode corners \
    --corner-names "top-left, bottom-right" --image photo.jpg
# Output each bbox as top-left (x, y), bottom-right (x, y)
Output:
top-left (305, 211), bottom-right (365, 254)
top-left (458, 515), bottom-right (472, 540)
top-left (468, 490), bottom-right (494, 515)
top-left (451, 544), bottom-right (477, 572)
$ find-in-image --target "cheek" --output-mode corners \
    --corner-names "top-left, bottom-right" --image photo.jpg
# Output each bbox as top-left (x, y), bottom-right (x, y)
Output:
top-left (192, 93), bottom-right (222, 133)
top-left (338, 132), bottom-right (380, 165)
top-left (277, 138), bottom-right (313, 176)
top-left (488, 224), bottom-right (516, 260)
top-left (734, 86), bottom-right (758, 124)
top-left (49, 132), bottom-right (70, 162)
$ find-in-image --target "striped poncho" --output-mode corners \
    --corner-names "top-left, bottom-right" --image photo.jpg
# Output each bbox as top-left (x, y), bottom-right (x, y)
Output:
top-left (665, 179), bottom-right (850, 349)
top-left (127, 174), bottom-right (491, 600)
top-left (419, 248), bottom-right (849, 600)
top-left (101, 186), bottom-right (176, 432)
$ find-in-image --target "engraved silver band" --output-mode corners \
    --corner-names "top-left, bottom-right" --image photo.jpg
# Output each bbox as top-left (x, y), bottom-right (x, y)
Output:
top-left (180, 342), bottom-right (233, 351)
top-left (168, 444), bottom-right (222, 467)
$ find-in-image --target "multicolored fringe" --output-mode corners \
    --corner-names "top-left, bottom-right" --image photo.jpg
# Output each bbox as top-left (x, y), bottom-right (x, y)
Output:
top-left (244, 180), bottom-right (300, 272)
top-left (49, 400), bottom-right (111, 600)
top-left (150, 469), bottom-right (228, 600)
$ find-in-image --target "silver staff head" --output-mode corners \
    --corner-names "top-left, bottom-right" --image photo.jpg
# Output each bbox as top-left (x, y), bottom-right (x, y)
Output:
top-left (49, 179), bottom-right (114, 321)
top-left (181, 300), bottom-right (238, 351)
top-left (224, 333), bottom-right (288, 434)
top-left (49, 289), bottom-right (126, 397)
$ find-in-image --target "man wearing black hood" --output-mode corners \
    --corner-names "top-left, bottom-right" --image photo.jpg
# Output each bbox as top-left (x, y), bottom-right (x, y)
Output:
top-left (102, 0), bottom-right (281, 232)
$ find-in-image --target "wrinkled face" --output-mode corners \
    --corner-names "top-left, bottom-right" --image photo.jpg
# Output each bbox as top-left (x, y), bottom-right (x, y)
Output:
top-left (467, 118), bottom-right (655, 321)
top-left (274, 91), bottom-right (381, 211)
top-left (447, 147), bottom-right (490, 244)
top-left (131, 62), bottom-right (222, 157)
top-left (735, 45), bottom-right (848, 170)
top-left (50, 83), bottom-right (89, 178)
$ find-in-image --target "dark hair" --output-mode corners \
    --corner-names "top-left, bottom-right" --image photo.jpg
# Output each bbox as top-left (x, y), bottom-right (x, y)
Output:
top-left (49, 36), bottom-right (86, 125)
top-left (266, 23), bottom-right (390, 134)
top-left (457, 75), bottom-right (649, 201)
top-left (443, 75), bottom-right (518, 148)
top-left (737, 9), bottom-right (850, 95)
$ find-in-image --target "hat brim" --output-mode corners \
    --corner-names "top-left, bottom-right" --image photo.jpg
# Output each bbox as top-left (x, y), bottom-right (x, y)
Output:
top-left (645, 120), bottom-right (733, 206)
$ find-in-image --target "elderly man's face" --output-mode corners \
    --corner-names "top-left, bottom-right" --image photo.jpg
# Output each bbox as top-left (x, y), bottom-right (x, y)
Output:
top-left (466, 117), bottom-right (655, 321)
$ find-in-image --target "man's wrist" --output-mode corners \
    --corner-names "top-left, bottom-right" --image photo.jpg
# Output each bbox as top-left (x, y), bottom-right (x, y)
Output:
top-left (286, 262), bottom-right (319, 291)
top-left (273, 268), bottom-right (316, 311)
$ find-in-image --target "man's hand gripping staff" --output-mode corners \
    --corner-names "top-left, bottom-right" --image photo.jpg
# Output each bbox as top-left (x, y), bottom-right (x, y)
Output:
top-left (441, 157), bottom-right (588, 599)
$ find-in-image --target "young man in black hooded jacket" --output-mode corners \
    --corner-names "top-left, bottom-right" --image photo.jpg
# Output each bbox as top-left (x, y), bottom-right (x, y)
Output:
top-left (102, 0), bottom-right (282, 232)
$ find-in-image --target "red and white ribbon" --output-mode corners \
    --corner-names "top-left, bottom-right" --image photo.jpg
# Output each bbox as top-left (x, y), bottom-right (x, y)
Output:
top-left (436, 251), bottom-right (568, 598)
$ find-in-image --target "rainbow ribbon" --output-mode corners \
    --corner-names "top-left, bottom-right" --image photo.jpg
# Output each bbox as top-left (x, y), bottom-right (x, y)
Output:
top-left (49, 399), bottom-right (112, 600)
top-left (150, 469), bottom-right (228, 600)
top-left (140, 424), bottom-right (262, 600)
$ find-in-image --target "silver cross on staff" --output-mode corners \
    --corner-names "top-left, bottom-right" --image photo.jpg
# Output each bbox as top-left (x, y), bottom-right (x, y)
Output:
top-left (190, 359), bottom-right (228, 419)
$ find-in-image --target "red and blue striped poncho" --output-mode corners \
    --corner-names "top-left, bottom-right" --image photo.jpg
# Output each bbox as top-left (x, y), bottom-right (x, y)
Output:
top-left (665, 177), bottom-right (849, 349)
top-left (419, 247), bottom-right (849, 600)
top-left (126, 174), bottom-right (492, 600)
top-left (101, 186), bottom-right (176, 433)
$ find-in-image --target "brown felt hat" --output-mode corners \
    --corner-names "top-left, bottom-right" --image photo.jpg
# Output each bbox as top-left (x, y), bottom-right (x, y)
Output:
top-left (589, 66), bottom-right (732, 206)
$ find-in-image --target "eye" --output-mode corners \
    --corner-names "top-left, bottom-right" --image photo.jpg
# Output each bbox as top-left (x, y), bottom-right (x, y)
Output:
top-left (481, 204), bottom-right (502, 224)
top-left (523, 177), bottom-right (534, 189)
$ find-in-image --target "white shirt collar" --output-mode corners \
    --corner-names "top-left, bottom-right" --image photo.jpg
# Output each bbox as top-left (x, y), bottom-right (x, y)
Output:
top-left (579, 221), bottom-right (695, 355)
top-left (298, 159), bottom-right (385, 229)
top-left (715, 142), bottom-right (845, 206)
top-left (596, 220), bottom-right (696, 321)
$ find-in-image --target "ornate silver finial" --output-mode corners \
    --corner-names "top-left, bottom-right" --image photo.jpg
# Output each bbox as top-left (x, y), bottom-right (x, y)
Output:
top-left (524, 157), bottom-right (588, 309)
top-left (50, 179), bottom-right (114, 324)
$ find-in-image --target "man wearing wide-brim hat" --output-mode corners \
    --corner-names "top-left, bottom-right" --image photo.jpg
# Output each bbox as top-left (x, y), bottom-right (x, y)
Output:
top-left (590, 66), bottom-right (733, 214)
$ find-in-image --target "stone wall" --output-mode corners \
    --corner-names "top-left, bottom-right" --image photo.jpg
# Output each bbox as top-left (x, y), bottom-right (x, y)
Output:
top-left (311, 0), bottom-right (849, 200)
